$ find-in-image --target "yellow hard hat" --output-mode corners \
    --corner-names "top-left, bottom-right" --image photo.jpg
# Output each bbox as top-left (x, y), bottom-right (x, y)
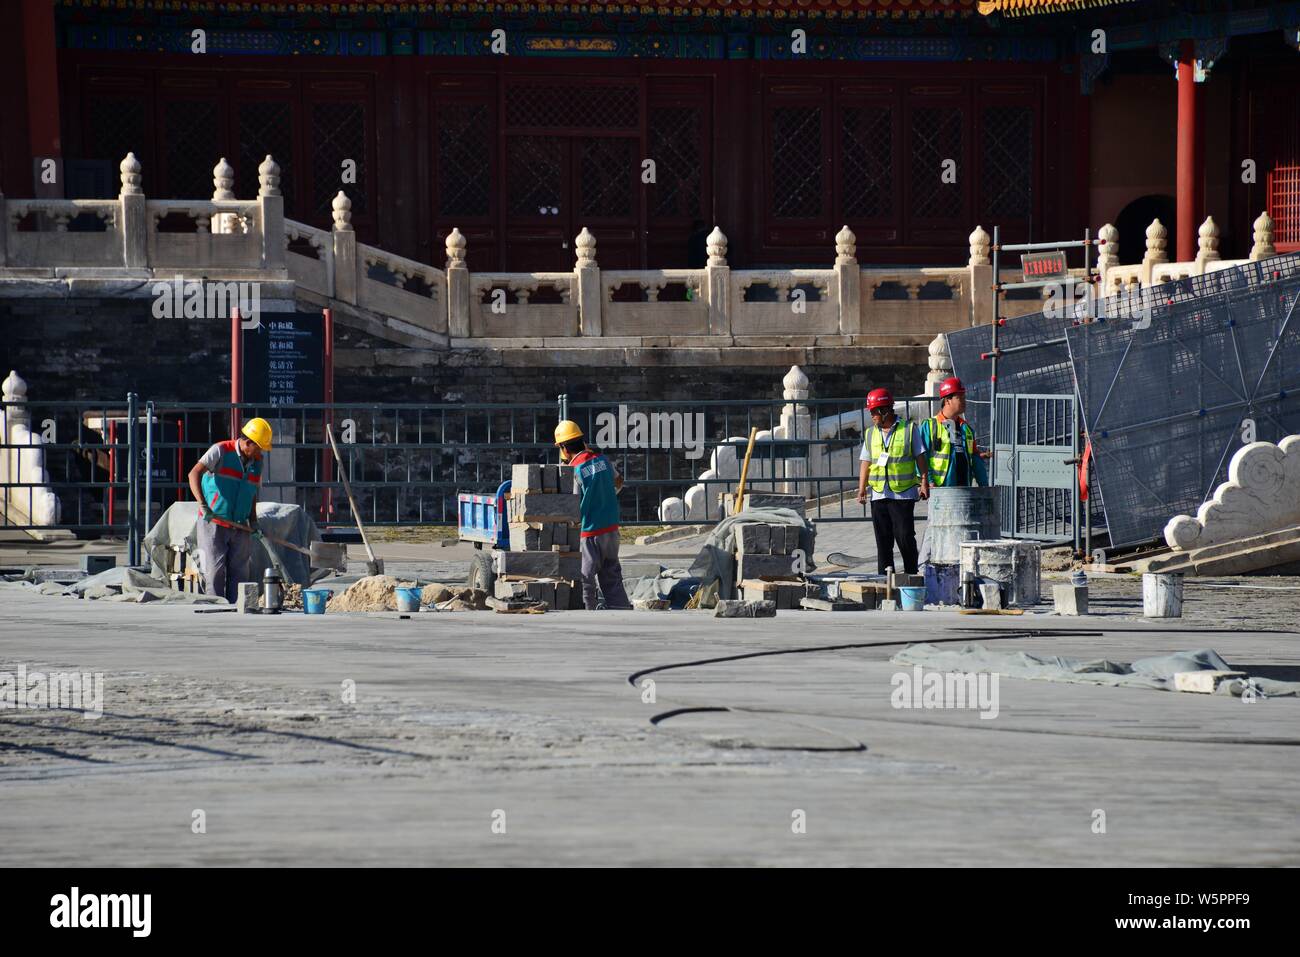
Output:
top-left (554, 420), bottom-right (584, 445)
top-left (241, 417), bottom-right (273, 451)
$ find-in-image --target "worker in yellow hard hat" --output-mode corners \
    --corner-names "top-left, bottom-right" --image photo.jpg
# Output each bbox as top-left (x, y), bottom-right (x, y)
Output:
top-left (555, 420), bottom-right (631, 610)
top-left (187, 417), bottom-right (272, 604)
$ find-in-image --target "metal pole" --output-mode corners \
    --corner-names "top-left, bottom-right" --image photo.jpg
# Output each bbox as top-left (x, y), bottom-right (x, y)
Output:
top-left (989, 226), bottom-right (1000, 479)
top-left (145, 399), bottom-right (154, 543)
top-left (126, 391), bottom-right (139, 566)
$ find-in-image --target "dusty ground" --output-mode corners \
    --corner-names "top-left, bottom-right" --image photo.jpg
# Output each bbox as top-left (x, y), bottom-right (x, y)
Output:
top-left (2, 528), bottom-right (1299, 866)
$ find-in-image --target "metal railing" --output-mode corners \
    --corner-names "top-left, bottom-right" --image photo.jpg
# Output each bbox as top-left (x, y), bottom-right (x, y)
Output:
top-left (3, 393), bottom-right (953, 547)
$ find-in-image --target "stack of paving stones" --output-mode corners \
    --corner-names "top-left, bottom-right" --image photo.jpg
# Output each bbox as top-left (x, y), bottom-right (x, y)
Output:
top-left (733, 518), bottom-right (806, 608)
top-left (493, 464), bottom-right (584, 610)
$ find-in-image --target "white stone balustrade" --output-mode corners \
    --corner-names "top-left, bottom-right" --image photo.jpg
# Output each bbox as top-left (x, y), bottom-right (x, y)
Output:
top-left (0, 370), bottom-right (61, 535)
top-left (4, 160), bottom-right (1286, 353)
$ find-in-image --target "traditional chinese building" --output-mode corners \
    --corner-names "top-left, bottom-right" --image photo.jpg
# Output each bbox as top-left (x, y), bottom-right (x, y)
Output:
top-left (2, 0), bottom-right (1298, 270)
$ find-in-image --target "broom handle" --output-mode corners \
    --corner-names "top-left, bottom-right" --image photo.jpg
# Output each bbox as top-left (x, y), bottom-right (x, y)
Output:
top-left (733, 427), bottom-right (759, 516)
top-left (325, 423), bottom-right (378, 565)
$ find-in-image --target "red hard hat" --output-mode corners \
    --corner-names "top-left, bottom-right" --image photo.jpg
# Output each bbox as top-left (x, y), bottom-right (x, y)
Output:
top-left (939, 376), bottom-right (966, 399)
top-left (866, 388), bottom-right (894, 412)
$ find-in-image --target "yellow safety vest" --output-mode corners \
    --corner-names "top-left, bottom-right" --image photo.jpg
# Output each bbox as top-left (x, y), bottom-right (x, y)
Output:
top-left (926, 416), bottom-right (978, 487)
top-left (866, 420), bottom-right (919, 494)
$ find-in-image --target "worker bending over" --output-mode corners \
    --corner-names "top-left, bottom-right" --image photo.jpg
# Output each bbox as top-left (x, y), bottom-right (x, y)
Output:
top-left (187, 417), bottom-right (272, 604)
top-left (555, 420), bottom-right (632, 610)
top-left (856, 389), bottom-right (929, 575)
top-left (921, 377), bottom-right (990, 488)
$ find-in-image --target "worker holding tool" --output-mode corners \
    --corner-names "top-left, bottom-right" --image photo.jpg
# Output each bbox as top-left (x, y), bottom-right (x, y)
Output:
top-left (187, 418), bottom-right (272, 604)
top-left (556, 420), bottom-right (632, 611)
top-left (920, 377), bottom-right (991, 488)
top-left (856, 389), bottom-right (929, 575)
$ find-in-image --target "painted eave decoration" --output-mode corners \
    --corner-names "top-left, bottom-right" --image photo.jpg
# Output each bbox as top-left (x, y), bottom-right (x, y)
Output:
top-left (977, 0), bottom-right (1139, 15)
top-left (58, 0), bottom-right (979, 17)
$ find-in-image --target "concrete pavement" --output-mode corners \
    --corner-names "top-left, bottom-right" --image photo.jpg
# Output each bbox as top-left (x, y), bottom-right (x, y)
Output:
top-left (2, 557), bottom-right (1299, 866)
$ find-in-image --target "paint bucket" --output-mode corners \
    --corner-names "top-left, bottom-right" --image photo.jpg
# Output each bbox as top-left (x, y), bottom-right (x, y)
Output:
top-left (899, 586), bottom-right (926, 611)
top-left (303, 589), bottom-right (329, 615)
top-left (923, 563), bottom-right (960, 605)
top-left (1142, 573), bottom-right (1184, 618)
top-left (925, 486), bottom-right (1002, 565)
top-left (395, 586), bottom-right (423, 613)
top-left (959, 539), bottom-right (1041, 607)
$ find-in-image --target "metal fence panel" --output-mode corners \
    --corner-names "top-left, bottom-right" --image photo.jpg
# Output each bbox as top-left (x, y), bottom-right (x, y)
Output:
top-left (1066, 254), bottom-right (1300, 549)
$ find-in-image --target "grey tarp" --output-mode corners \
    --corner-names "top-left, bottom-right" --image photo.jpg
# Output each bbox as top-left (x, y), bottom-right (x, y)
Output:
top-left (143, 501), bottom-right (320, 587)
top-left (3, 567), bottom-right (225, 604)
top-left (687, 507), bottom-right (815, 603)
top-left (892, 643), bottom-right (1300, 697)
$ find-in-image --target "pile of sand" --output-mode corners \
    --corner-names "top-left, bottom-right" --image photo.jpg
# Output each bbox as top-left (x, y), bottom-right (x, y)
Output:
top-left (423, 582), bottom-right (489, 611)
top-left (324, 576), bottom-right (489, 612)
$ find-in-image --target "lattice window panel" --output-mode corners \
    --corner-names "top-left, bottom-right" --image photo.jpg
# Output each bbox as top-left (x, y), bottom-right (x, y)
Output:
top-left (437, 102), bottom-right (491, 217)
top-left (911, 107), bottom-right (963, 220)
top-left (579, 137), bottom-right (633, 218)
top-left (506, 136), bottom-right (563, 216)
top-left (981, 105), bottom-right (1033, 220)
top-left (312, 102), bottom-right (367, 217)
top-left (648, 106), bottom-right (702, 219)
top-left (770, 106), bottom-right (823, 219)
top-left (86, 97), bottom-right (149, 167)
top-left (162, 100), bottom-right (219, 200)
top-left (236, 101), bottom-right (294, 213)
top-left (842, 105), bottom-right (893, 220)
top-left (1272, 166), bottom-right (1300, 246)
top-left (505, 84), bottom-right (638, 130)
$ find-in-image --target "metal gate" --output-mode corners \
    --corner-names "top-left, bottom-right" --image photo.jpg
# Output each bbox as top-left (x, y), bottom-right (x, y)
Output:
top-left (993, 393), bottom-right (1079, 542)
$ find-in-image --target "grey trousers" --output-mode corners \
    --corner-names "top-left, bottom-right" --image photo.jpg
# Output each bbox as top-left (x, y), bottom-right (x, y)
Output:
top-left (196, 518), bottom-right (252, 605)
top-left (579, 530), bottom-right (632, 610)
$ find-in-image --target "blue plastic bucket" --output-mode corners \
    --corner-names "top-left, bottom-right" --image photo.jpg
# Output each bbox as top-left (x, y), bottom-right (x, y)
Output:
top-left (303, 589), bottom-right (329, 615)
top-left (899, 586), bottom-right (926, 611)
top-left (395, 586), bottom-right (423, 613)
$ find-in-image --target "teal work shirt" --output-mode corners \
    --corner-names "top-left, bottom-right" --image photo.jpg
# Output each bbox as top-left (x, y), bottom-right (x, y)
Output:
top-left (570, 450), bottom-right (620, 537)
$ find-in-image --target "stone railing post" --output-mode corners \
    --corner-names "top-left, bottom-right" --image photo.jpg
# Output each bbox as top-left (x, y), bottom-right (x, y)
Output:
top-left (1, 370), bottom-right (28, 487)
top-left (705, 226), bottom-right (730, 336)
top-left (1096, 222), bottom-right (1119, 287)
top-left (1195, 215), bottom-right (1220, 271)
top-left (445, 227), bottom-right (470, 338)
top-left (834, 225), bottom-right (860, 335)
top-left (1141, 217), bottom-right (1169, 285)
top-left (257, 155), bottom-right (285, 271)
top-left (925, 333), bottom-right (953, 397)
top-left (1250, 210), bottom-right (1275, 261)
top-left (331, 191), bottom-right (357, 305)
top-left (212, 157), bottom-right (238, 235)
top-left (575, 227), bottom-right (601, 337)
top-left (968, 225), bottom-right (992, 327)
top-left (119, 152), bottom-right (146, 269)
top-left (777, 365), bottom-right (814, 496)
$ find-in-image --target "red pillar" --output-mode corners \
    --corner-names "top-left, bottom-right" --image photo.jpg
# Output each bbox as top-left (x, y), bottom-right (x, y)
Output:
top-left (22, 0), bottom-right (62, 166)
top-left (1175, 39), bottom-right (1204, 262)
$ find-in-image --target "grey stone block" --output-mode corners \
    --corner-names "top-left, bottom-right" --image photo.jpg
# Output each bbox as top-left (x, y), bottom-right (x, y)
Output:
top-left (1053, 584), bottom-right (1089, 616)
top-left (236, 582), bottom-right (261, 613)
top-left (542, 464), bottom-right (559, 492)
top-left (723, 491), bottom-right (805, 516)
top-left (799, 597), bottom-right (864, 611)
top-left (493, 551), bottom-right (582, 579)
top-left (737, 553), bottom-right (800, 582)
top-left (512, 464), bottom-right (542, 493)
top-left (713, 599), bottom-right (777, 618)
top-left (736, 522), bottom-right (772, 555)
top-left (507, 493), bottom-right (580, 524)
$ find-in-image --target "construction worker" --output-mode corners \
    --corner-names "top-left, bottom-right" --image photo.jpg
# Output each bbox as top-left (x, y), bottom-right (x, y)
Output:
top-left (856, 388), bottom-right (929, 575)
top-left (921, 377), bottom-right (990, 488)
top-left (187, 417), bottom-right (272, 604)
top-left (555, 420), bottom-right (632, 611)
